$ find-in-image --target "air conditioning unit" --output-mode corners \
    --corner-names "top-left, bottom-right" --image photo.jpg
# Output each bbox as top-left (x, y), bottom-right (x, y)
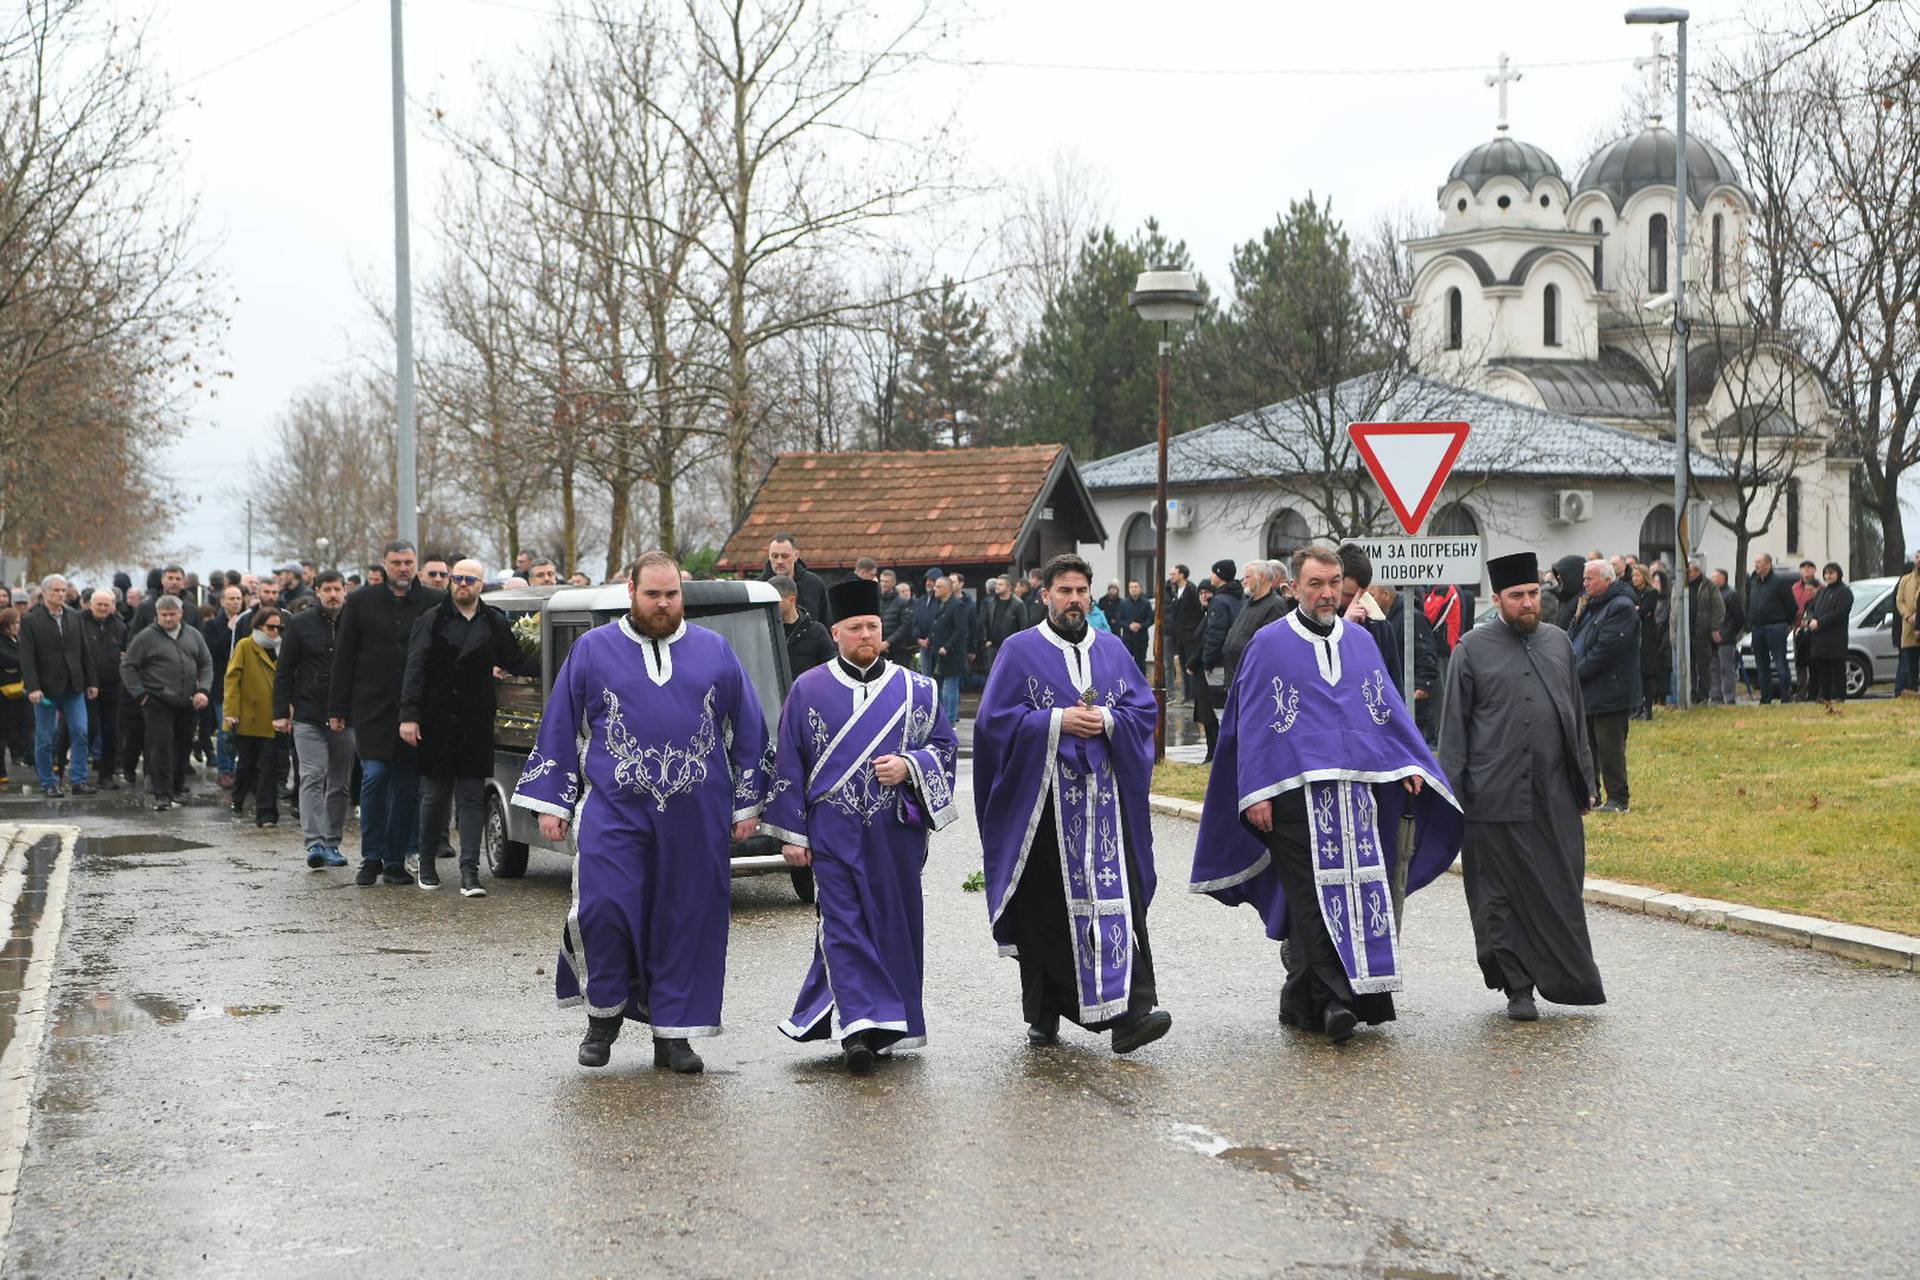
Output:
top-left (1549, 490), bottom-right (1593, 524)
top-left (1161, 498), bottom-right (1196, 531)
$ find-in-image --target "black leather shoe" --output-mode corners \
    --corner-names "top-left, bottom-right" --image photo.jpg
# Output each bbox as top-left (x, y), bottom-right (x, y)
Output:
top-left (69, 782), bottom-right (97, 795)
top-left (1506, 990), bottom-right (1540, 1022)
top-left (652, 1037), bottom-right (704, 1074)
top-left (151, 797), bottom-right (170, 811)
top-left (381, 865), bottom-right (415, 887)
top-left (42, 785), bottom-right (63, 799)
top-left (579, 1015), bottom-right (621, 1068)
top-left (354, 860), bottom-right (382, 887)
top-left (416, 860), bottom-right (440, 889)
top-left (1026, 1014), bottom-right (1059, 1046)
top-left (1323, 1002), bottom-right (1358, 1044)
top-left (843, 1033), bottom-right (876, 1076)
top-left (1111, 1009), bottom-right (1172, 1055)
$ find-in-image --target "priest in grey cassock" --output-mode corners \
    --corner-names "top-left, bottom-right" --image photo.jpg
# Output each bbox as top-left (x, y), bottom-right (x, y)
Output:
top-left (764, 577), bottom-right (959, 1075)
top-left (512, 551), bottom-right (770, 1073)
top-left (1191, 545), bottom-right (1464, 1044)
top-left (1439, 551), bottom-right (1606, 1021)
top-left (973, 553), bottom-right (1173, 1055)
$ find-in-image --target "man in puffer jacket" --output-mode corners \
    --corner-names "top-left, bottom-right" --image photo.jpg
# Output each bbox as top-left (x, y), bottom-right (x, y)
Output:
top-left (1569, 560), bottom-right (1640, 813)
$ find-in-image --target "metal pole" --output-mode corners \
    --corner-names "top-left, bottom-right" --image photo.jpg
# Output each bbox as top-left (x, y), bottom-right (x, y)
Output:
top-left (1152, 325), bottom-right (1170, 763)
top-left (1671, 17), bottom-right (1692, 709)
top-left (390, 0), bottom-right (419, 545)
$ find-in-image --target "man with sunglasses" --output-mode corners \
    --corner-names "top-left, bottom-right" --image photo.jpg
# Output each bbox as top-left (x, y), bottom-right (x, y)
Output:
top-left (399, 560), bottom-right (537, 894)
top-left (419, 557), bottom-right (451, 593)
top-left (277, 571), bottom-right (354, 868)
top-left (414, 554), bottom-right (457, 863)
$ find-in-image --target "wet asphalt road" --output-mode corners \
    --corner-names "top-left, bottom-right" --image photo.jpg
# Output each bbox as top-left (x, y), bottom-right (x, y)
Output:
top-left (4, 784), bottom-right (1917, 1280)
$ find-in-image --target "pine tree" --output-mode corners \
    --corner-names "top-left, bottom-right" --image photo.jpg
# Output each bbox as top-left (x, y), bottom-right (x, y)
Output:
top-left (898, 278), bottom-right (1007, 449)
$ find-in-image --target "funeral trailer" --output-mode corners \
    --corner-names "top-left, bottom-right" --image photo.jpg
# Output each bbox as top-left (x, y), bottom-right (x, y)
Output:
top-left (480, 580), bottom-right (813, 900)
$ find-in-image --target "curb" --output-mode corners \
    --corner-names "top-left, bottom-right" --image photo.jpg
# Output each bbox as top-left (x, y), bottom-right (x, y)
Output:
top-left (1146, 793), bottom-right (1920, 973)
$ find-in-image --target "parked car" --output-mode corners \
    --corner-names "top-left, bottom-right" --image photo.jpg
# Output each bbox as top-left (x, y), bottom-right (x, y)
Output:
top-left (1738, 575), bottom-right (1899, 698)
top-left (480, 580), bottom-right (811, 900)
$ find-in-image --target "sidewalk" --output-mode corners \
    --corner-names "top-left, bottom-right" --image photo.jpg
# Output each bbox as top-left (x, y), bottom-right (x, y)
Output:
top-left (1145, 793), bottom-right (1920, 973)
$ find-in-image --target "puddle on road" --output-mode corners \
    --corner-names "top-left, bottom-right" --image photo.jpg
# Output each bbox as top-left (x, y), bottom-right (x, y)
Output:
top-left (51, 993), bottom-right (281, 1036)
top-left (1169, 1122), bottom-right (1313, 1190)
top-left (78, 834), bottom-right (211, 857)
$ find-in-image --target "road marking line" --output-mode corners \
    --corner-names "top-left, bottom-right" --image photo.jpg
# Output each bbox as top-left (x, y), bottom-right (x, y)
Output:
top-left (0, 823), bottom-right (80, 1272)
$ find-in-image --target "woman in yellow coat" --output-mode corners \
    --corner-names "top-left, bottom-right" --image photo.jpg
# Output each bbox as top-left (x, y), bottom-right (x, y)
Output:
top-left (223, 607), bottom-right (285, 826)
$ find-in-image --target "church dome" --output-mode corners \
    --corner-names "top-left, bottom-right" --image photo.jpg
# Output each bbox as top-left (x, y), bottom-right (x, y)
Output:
top-left (1575, 126), bottom-right (1746, 209)
top-left (1445, 135), bottom-right (1563, 193)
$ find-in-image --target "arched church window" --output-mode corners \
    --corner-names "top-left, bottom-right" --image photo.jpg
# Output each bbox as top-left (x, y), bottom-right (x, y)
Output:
top-left (1649, 213), bottom-right (1669, 295)
top-left (1711, 214), bottom-right (1725, 291)
top-left (1446, 288), bottom-right (1463, 351)
top-left (1638, 503), bottom-right (1676, 568)
top-left (1543, 284), bottom-right (1560, 347)
top-left (1430, 503), bottom-right (1479, 538)
top-left (1590, 218), bottom-right (1604, 287)
top-left (1263, 508), bottom-right (1311, 564)
top-left (1123, 512), bottom-right (1156, 594)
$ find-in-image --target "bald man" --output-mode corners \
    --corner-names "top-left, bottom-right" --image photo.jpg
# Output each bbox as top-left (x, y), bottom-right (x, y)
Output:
top-left (399, 560), bottom-right (537, 894)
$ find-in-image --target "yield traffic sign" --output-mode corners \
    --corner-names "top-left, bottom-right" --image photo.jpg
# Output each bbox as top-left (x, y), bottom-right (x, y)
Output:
top-left (1347, 421), bottom-right (1471, 536)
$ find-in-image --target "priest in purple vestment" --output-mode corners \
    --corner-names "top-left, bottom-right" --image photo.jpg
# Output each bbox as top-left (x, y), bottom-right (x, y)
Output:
top-left (973, 553), bottom-right (1173, 1055)
top-left (765, 577), bottom-right (959, 1075)
top-left (1191, 544), bottom-right (1464, 1044)
top-left (511, 551), bottom-right (769, 1073)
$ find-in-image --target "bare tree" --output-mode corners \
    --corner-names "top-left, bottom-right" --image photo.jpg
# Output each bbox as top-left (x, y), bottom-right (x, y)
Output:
top-left (623, 0), bottom-right (961, 521)
top-left (252, 375), bottom-right (399, 571)
top-left (995, 149), bottom-right (1109, 343)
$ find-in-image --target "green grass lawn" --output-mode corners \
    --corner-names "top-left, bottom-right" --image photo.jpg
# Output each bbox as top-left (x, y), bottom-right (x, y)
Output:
top-left (1152, 700), bottom-right (1920, 935)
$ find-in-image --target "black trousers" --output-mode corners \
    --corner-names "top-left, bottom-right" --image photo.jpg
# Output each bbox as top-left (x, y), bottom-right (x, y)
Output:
top-left (420, 773), bottom-right (486, 871)
top-left (1266, 822), bottom-right (1395, 1028)
top-left (1007, 806), bottom-right (1157, 1032)
top-left (1585, 711), bottom-right (1629, 806)
top-left (120, 689), bottom-right (147, 782)
top-left (90, 683), bottom-right (123, 778)
top-left (141, 701), bottom-right (196, 798)
top-left (233, 734), bottom-right (285, 821)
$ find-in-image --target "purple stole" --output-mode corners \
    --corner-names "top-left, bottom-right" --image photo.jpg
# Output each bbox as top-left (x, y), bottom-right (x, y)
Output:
top-left (1306, 779), bottom-right (1401, 993)
top-left (1050, 730), bottom-right (1135, 1019)
top-left (763, 662), bottom-right (957, 845)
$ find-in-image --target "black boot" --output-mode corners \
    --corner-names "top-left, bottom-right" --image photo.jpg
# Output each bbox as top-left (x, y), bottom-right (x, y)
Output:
top-left (843, 1031), bottom-right (876, 1076)
top-left (1111, 1009), bottom-right (1172, 1054)
top-left (652, 1037), bottom-right (703, 1074)
top-left (1323, 1001), bottom-right (1357, 1044)
top-left (1025, 1013), bottom-right (1060, 1047)
top-left (1506, 988), bottom-right (1539, 1022)
top-left (578, 1015), bottom-right (622, 1067)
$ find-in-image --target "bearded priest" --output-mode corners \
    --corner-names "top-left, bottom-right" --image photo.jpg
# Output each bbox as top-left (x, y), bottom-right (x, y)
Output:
top-left (1190, 543), bottom-right (1463, 1044)
top-left (973, 553), bottom-right (1172, 1055)
top-left (511, 551), bottom-right (771, 1073)
top-left (1439, 551), bottom-right (1606, 1022)
top-left (766, 577), bottom-right (958, 1074)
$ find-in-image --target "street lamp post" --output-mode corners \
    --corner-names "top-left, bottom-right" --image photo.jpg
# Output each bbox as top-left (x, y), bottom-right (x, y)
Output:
top-left (391, 0), bottom-right (419, 546)
top-left (1628, 6), bottom-right (1692, 708)
top-left (1128, 267), bottom-right (1203, 762)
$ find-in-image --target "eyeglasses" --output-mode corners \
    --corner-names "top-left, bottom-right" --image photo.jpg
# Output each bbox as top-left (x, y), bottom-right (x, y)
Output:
top-left (424, 571), bottom-right (448, 579)
top-left (449, 574), bottom-right (481, 585)
top-left (259, 623), bottom-right (282, 632)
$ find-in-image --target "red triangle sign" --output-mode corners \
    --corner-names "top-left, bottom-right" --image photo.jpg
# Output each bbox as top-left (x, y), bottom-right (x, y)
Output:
top-left (1347, 421), bottom-right (1471, 536)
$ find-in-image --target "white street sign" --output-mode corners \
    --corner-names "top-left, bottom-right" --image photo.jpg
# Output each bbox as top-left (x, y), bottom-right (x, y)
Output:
top-left (1349, 536), bottom-right (1482, 586)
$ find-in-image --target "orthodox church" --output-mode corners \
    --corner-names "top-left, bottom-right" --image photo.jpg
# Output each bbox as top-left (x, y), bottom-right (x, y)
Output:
top-left (1077, 50), bottom-right (1850, 592)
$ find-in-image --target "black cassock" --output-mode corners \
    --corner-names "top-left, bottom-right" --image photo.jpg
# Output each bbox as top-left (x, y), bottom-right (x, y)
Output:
top-left (1439, 619), bottom-right (1605, 1006)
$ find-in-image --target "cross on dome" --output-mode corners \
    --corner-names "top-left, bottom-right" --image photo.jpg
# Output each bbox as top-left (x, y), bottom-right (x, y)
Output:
top-left (1634, 31), bottom-right (1672, 126)
top-left (1485, 52), bottom-right (1522, 133)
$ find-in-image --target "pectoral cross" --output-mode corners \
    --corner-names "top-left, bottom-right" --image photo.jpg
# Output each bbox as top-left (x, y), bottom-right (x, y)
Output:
top-left (1634, 32), bottom-right (1671, 126)
top-left (1486, 52), bottom-right (1521, 133)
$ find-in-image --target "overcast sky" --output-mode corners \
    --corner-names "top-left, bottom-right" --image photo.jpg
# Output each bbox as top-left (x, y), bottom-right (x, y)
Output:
top-left (130, 0), bottom-right (1883, 571)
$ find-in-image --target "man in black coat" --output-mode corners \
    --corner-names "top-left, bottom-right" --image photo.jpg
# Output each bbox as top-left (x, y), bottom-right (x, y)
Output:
top-left (19, 574), bottom-right (97, 797)
top-left (276, 571), bottom-right (353, 868)
top-left (881, 580), bottom-right (919, 666)
top-left (981, 575), bottom-right (1026, 671)
top-left (1189, 560), bottom-right (1243, 761)
top-left (773, 575), bottom-right (832, 677)
top-left (1568, 559), bottom-right (1640, 812)
top-left (1114, 580), bottom-right (1155, 674)
top-left (1745, 553), bottom-right (1798, 704)
top-left (80, 588), bottom-right (127, 789)
top-left (130, 566), bottom-right (189, 635)
top-left (1221, 560), bottom-right (1288, 693)
top-left (1164, 565), bottom-right (1203, 702)
top-left (927, 573), bottom-right (971, 726)
top-left (399, 559), bottom-right (537, 895)
top-left (762, 532), bottom-right (829, 623)
top-left (328, 540), bottom-right (446, 886)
